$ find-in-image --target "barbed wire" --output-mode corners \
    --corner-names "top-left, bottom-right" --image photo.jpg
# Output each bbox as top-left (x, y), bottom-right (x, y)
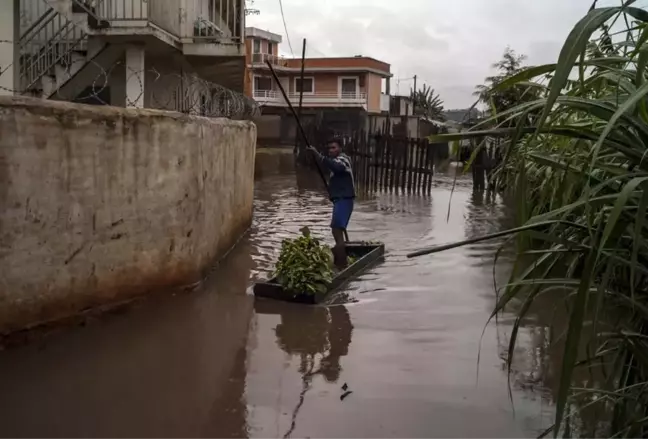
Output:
top-left (0, 39), bottom-right (259, 120)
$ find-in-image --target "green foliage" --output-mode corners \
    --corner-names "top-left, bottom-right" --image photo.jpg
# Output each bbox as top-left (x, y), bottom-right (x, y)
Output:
top-left (422, 3), bottom-right (648, 437)
top-left (274, 232), bottom-right (333, 296)
top-left (474, 47), bottom-right (541, 116)
top-left (410, 84), bottom-right (446, 120)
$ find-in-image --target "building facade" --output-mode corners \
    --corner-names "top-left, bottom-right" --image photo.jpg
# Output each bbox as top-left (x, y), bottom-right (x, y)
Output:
top-left (1, 0), bottom-right (247, 114)
top-left (244, 26), bottom-right (392, 144)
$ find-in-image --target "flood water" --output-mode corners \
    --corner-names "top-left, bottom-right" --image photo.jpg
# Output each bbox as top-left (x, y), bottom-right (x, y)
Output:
top-left (0, 154), bottom-right (557, 437)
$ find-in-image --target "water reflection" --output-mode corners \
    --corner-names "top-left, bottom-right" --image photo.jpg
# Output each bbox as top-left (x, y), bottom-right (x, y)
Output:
top-left (0, 237), bottom-right (255, 437)
top-left (461, 188), bottom-right (564, 432)
top-left (271, 303), bottom-right (352, 383)
top-left (254, 300), bottom-right (354, 438)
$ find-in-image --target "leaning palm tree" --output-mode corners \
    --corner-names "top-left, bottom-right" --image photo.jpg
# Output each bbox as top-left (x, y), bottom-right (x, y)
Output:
top-left (410, 2), bottom-right (648, 437)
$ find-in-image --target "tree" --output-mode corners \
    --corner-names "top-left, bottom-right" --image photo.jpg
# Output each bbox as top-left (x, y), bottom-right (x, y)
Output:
top-left (474, 47), bottom-right (537, 114)
top-left (410, 84), bottom-right (445, 121)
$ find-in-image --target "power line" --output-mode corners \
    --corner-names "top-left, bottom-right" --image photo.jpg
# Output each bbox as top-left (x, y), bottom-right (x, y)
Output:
top-left (278, 0), bottom-right (294, 57)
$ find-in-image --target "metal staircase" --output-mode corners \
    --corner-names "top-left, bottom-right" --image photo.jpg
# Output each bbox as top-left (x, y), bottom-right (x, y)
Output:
top-left (18, 0), bottom-right (110, 98)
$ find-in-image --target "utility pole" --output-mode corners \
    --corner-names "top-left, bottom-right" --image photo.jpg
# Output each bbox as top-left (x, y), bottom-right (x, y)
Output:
top-left (412, 75), bottom-right (417, 115)
top-left (412, 75), bottom-right (418, 138)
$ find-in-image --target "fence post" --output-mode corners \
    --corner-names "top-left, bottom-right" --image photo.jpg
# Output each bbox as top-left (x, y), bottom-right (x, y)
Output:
top-left (362, 131), bottom-right (370, 191)
top-left (373, 134), bottom-right (380, 193)
top-left (396, 138), bottom-right (408, 192)
top-left (422, 141), bottom-right (431, 194)
top-left (427, 142), bottom-right (434, 194)
top-left (407, 138), bottom-right (413, 193)
top-left (381, 134), bottom-right (390, 191)
top-left (414, 139), bottom-right (422, 193)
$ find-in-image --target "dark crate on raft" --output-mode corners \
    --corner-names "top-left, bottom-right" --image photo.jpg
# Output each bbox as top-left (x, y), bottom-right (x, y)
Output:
top-left (253, 242), bottom-right (385, 304)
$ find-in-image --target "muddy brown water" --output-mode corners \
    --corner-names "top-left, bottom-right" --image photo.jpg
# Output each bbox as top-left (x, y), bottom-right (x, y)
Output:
top-left (0, 159), bottom-right (558, 438)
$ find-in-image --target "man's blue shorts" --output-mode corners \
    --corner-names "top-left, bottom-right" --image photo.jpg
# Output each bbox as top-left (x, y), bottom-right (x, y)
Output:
top-left (331, 198), bottom-right (354, 230)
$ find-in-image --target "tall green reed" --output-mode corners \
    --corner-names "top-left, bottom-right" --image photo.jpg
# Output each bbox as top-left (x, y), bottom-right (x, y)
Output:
top-left (410, 3), bottom-right (648, 436)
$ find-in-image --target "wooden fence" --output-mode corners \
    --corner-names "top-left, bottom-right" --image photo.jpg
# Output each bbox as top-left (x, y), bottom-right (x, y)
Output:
top-left (337, 132), bottom-right (435, 195)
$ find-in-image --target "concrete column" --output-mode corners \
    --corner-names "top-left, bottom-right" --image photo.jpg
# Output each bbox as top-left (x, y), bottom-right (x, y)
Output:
top-left (0, 0), bottom-right (16, 95)
top-left (125, 45), bottom-right (145, 108)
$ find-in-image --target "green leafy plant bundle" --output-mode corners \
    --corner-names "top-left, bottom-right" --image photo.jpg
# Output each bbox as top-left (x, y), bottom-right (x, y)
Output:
top-left (274, 231), bottom-right (333, 296)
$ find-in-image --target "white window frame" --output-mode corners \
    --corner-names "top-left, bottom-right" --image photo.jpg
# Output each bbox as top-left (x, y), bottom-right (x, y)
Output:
top-left (253, 39), bottom-right (261, 53)
top-left (338, 76), bottom-right (360, 98)
top-left (294, 76), bottom-right (315, 95)
top-left (253, 75), bottom-right (274, 95)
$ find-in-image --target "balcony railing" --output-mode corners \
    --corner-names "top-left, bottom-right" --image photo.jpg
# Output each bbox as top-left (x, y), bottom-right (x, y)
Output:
top-left (93, 0), bottom-right (243, 43)
top-left (251, 53), bottom-right (289, 67)
top-left (253, 90), bottom-right (368, 107)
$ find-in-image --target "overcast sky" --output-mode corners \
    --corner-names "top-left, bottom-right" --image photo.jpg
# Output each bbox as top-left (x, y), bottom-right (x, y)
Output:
top-left (246, 0), bottom-right (620, 109)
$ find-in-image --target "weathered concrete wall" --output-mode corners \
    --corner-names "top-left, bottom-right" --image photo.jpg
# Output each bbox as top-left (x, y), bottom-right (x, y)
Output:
top-left (0, 96), bottom-right (257, 333)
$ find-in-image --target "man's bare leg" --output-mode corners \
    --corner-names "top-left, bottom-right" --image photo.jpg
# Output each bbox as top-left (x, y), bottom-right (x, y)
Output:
top-left (332, 228), bottom-right (347, 269)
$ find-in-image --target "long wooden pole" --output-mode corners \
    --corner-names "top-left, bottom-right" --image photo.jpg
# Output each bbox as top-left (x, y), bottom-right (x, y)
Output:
top-left (266, 60), bottom-right (328, 193)
top-left (294, 38), bottom-right (307, 154)
top-left (266, 60), bottom-right (350, 242)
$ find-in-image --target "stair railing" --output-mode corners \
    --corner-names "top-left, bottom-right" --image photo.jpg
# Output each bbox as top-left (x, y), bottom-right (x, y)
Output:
top-left (18, 0), bottom-right (107, 94)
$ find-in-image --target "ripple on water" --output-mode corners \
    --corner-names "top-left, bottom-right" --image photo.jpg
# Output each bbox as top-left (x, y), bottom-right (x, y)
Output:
top-left (248, 172), bottom-right (517, 299)
top-left (245, 170), bottom-right (554, 438)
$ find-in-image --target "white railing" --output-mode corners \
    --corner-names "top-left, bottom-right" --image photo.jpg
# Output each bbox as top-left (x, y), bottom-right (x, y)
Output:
top-left (253, 90), bottom-right (368, 106)
top-left (251, 53), bottom-right (288, 67)
top-left (18, 0), bottom-right (88, 92)
top-left (94, 0), bottom-right (244, 43)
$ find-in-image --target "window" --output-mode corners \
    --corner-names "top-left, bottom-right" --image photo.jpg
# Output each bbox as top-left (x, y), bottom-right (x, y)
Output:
top-left (295, 77), bottom-right (314, 94)
top-left (253, 39), bottom-right (261, 53)
top-left (267, 41), bottom-right (274, 54)
top-left (340, 77), bottom-right (358, 98)
top-left (254, 76), bottom-right (273, 93)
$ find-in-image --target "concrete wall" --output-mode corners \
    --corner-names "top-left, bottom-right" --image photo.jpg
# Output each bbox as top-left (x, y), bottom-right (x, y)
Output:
top-left (0, 96), bottom-right (257, 333)
top-left (149, 0), bottom-right (181, 36)
top-left (308, 73), bottom-right (337, 94)
top-left (366, 73), bottom-right (382, 113)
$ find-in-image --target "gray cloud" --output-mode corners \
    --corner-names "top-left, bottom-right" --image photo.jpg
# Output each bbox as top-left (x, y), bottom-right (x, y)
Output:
top-left (248, 0), bottom-right (613, 108)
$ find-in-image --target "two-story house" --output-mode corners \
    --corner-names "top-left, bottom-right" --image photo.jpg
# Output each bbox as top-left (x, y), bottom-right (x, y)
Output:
top-left (244, 26), bottom-right (392, 144)
top-left (1, 0), bottom-right (246, 113)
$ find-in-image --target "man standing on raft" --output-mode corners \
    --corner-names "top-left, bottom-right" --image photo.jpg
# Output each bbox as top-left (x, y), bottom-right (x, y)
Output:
top-left (308, 139), bottom-right (355, 269)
